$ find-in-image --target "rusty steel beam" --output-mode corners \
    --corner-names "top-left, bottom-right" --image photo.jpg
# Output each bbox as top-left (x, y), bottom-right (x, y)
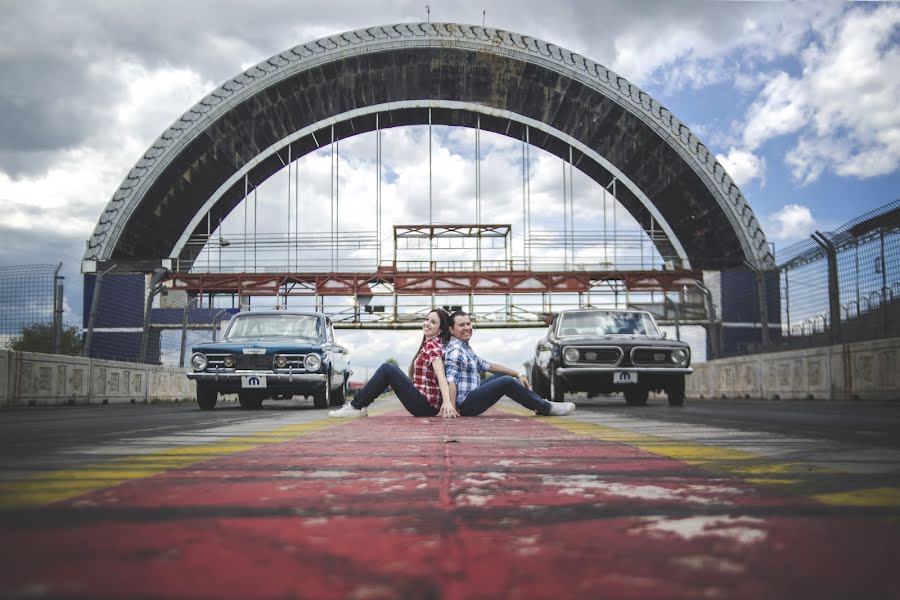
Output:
top-left (166, 270), bottom-right (704, 297)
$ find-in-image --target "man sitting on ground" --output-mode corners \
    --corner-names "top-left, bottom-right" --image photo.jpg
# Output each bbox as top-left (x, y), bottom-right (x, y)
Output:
top-left (444, 310), bottom-right (576, 417)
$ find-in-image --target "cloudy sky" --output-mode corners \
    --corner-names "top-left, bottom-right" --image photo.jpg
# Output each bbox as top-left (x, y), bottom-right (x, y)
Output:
top-left (1, 0), bottom-right (898, 374)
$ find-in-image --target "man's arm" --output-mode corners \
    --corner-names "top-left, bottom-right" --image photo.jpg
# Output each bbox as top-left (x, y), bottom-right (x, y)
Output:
top-left (487, 361), bottom-right (531, 389)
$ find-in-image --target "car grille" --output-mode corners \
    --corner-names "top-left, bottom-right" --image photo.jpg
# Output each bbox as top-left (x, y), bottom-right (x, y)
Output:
top-left (631, 347), bottom-right (674, 366)
top-left (235, 355), bottom-right (274, 370)
top-left (566, 346), bottom-right (622, 365)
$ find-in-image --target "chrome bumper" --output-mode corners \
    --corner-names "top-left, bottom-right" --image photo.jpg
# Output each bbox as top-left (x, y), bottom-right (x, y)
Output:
top-left (556, 367), bottom-right (693, 375)
top-left (187, 370), bottom-right (327, 383)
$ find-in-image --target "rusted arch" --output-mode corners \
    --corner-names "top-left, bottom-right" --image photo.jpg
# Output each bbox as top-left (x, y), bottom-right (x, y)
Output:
top-left (83, 22), bottom-right (774, 272)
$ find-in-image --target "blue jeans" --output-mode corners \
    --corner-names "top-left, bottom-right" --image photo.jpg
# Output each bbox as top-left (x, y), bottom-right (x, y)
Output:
top-left (350, 363), bottom-right (439, 417)
top-left (458, 375), bottom-right (553, 416)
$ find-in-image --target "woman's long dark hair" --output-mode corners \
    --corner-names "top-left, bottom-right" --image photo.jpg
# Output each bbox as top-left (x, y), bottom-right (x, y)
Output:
top-left (408, 308), bottom-right (451, 378)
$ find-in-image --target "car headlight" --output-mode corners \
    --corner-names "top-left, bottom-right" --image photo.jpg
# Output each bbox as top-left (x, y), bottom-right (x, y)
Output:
top-left (304, 353), bottom-right (321, 372)
top-left (222, 355), bottom-right (235, 368)
top-left (563, 347), bottom-right (580, 363)
top-left (190, 352), bottom-right (208, 371)
top-left (274, 355), bottom-right (288, 369)
top-left (670, 349), bottom-right (687, 365)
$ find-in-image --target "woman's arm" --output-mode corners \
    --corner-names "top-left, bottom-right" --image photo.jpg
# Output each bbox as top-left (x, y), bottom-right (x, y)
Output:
top-left (432, 357), bottom-right (459, 418)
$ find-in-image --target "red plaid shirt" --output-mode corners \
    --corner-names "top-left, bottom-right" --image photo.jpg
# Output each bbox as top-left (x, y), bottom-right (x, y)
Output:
top-left (413, 336), bottom-right (444, 408)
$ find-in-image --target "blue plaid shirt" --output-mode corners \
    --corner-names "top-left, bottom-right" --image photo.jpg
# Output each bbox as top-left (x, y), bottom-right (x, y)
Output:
top-left (444, 337), bottom-right (491, 405)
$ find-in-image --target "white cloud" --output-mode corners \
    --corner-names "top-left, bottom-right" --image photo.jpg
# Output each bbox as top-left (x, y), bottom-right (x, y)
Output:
top-left (737, 4), bottom-right (900, 184)
top-left (716, 148), bottom-right (766, 187)
top-left (766, 204), bottom-right (816, 242)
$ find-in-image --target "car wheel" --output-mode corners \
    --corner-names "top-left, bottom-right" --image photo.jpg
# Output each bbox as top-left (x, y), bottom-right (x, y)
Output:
top-left (667, 377), bottom-right (686, 407)
top-left (331, 376), bottom-right (347, 406)
top-left (624, 387), bottom-right (649, 406)
top-left (197, 385), bottom-right (217, 410)
top-left (531, 363), bottom-right (549, 398)
top-left (549, 365), bottom-right (566, 403)
top-left (238, 392), bottom-right (264, 410)
top-left (312, 379), bottom-right (330, 409)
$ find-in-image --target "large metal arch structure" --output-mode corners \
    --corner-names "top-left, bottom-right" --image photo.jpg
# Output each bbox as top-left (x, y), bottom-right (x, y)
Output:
top-left (83, 22), bottom-right (774, 272)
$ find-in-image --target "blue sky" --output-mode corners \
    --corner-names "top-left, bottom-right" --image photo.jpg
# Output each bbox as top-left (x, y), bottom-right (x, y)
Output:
top-left (0, 0), bottom-right (898, 373)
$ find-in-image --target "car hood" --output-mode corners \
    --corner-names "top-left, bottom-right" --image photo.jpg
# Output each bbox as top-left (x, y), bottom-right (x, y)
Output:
top-left (556, 335), bottom-right (689, 347)
top-left (192, 338), bottom-right (326, 353)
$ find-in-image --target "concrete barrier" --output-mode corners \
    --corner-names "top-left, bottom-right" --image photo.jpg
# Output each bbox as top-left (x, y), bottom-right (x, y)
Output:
top-left (0, 350), bottom-right (193, 407)
top-left (688, 336), bottom-right (900, 400)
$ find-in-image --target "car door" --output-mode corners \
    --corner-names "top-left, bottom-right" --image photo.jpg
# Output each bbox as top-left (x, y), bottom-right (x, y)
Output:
top-left (324, 318), bottom-right (349, 386)
top-left (534, 317), bottom-right (558, 375)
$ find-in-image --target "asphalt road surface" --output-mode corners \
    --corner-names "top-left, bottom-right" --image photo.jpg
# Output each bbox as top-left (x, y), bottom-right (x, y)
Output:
top-left (1, 395), bottom-right (898, 599)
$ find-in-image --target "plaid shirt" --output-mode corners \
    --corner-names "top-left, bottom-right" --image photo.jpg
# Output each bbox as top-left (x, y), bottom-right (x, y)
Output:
top-left (444, 337), bottom-right (491, 405)
top-left (412, 336), bottom-right (445, 408)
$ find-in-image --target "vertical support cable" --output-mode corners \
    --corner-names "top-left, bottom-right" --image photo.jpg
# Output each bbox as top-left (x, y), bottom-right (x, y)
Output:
top-left (562, 157), bottom-right (568, 270)
top-left (376, 113), bottom-right (382, 266)
top-left (295, 142), bottom-right (300, 271)
top-left (253, 183), bottom-right (258, 273)
top-left (612, 178), bottom-right (618, 269)
top-left (521, 129), bottom-right (526, 270)
top-left (336, 136), bottom-right (340, 271)
top-left (476, 115), bottom-right (481, 266)
top-left (526, 126), bottom-right (531, 267)
top-left (568, 145), bottom-right (574, 270)
top-left (429, 108), bottom-right (433, 270)
top-left (243, 174), bottom-right (248, 272)
top-left (331, 125), bottom-right (335, 271)
top-left (287, 145), bottom-right (292, 271)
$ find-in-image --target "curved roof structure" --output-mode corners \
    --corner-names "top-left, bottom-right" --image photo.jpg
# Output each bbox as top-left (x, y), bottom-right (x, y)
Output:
top-left (84, 22), bottom-right (774, 271)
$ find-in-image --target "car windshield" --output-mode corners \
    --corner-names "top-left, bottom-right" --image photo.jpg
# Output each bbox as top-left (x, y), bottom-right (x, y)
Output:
top-left (225, 315), bottom-right (321, 340)
top-left (558, 311), bottom-right (659, 336)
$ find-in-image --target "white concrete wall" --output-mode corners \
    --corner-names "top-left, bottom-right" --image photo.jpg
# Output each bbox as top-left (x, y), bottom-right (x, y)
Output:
top-left (688, 336), bottom-right (900, 400)
top-left (0, 350), bottom-right (193, 407)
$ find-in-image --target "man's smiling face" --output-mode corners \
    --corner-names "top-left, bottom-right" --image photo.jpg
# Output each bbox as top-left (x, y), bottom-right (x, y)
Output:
top-left (450, 314), bottom-right (473, 343)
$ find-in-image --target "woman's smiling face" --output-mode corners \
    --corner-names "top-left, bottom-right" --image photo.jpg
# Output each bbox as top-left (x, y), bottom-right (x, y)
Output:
top-left (423, 311), bottom-right (441, 338)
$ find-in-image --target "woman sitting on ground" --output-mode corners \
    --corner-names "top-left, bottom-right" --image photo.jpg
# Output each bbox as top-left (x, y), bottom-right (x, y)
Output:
top-left (329, 308), bottom-right (459, 418)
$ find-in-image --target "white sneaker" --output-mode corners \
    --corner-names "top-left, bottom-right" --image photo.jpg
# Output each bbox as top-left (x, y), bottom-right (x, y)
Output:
top-left (548, 401), bottom-right (576, 416)
top-left (329, 403), bottom-right (367, 417)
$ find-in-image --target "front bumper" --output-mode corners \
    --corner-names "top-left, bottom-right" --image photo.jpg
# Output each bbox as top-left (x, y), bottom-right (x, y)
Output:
top-left (187, 370), bottom-right (326, 384)
top-left (556, 367), bottom-right (693, 376)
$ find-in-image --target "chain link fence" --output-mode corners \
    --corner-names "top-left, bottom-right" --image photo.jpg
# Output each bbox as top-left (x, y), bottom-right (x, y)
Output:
top-left (776, 199), bottom-right (900, 348)
top-left (0, 263), bottom-right (72, 353)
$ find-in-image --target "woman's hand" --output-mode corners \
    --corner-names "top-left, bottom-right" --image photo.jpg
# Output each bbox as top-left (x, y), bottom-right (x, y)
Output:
top-left (439, 402), bottom-right (460, 418)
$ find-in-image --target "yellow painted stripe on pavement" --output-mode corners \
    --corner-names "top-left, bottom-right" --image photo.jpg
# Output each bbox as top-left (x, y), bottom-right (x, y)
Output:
top-left (499, 407), bottom-right (900, 509)
top-left (0, 417), bottom-right (343, 509)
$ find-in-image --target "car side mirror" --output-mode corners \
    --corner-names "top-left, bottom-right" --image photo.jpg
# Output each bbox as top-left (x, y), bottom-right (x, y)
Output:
top-left (662, 331), bottom-right (667, 339)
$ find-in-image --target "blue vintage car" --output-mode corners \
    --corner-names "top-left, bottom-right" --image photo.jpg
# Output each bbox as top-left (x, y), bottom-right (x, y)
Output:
top-left (186, 311), bottom-right (351, 410)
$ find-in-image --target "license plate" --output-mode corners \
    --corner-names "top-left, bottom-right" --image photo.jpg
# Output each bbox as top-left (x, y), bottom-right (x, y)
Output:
top-left (241, 375), bottom-right (267, 389)
top-left (613, 371), bottom-right (637, 384)
top-left (242, 348), bottom-right (266, 355)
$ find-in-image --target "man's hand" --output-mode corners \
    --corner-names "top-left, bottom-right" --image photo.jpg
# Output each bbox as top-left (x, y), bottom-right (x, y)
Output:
top-left (439, 402), bottom-right (460, 418)
top-left (517, 374), bottom-right (531, 390)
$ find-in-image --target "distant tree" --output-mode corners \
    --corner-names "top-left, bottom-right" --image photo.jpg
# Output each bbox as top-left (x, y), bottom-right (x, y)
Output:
top-left (385, 357), bottom-right (399, 367)
top-left (9, 324), bottom-right (83, 356)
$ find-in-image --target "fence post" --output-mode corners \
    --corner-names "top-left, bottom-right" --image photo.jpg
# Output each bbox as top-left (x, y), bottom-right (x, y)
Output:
top-left (51, 263), bottom-right (63, 354)
top-left (83, 264), bottom-right (117, 358)
top-left (756, 268), bottom-right (770, 347)
top-left (811, 231), bottom-right (842, 345)
top-left (179, 296), bottom-right (199, 368)
top-left (139, 267), bottom-right (171, 364)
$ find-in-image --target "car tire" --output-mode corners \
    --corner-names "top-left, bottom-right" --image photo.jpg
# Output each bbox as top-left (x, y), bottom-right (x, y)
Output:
top-left (312, 379), bottom-right (330, 409)
top-left (238, 392), bottom-right (264, 410)
top-left (667, 377), bottom-right (686, 407)
top-left (624, 387), bottom-right (649, 406)
top-left (197, 385), bottom-right (217, 410)
top-left (549, 365), bottom-right (566, 403)
top-left (532, 364), bottom-right (550, 399)
top-left (331, 376), bottom-right (347, 406)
